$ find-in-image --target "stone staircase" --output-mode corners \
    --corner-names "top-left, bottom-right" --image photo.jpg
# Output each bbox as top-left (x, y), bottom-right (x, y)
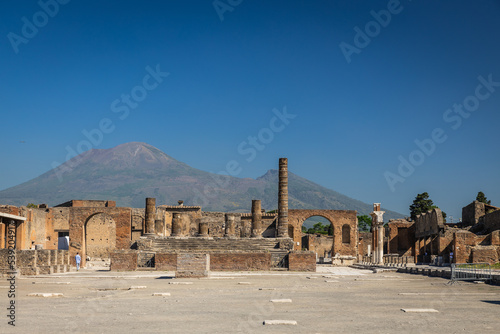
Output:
top-left (149, 238), bottom-right (283, 253)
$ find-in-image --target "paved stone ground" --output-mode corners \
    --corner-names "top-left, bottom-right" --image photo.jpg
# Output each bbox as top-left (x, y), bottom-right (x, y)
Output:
top-left (1, 266), bottom-right (499, 333)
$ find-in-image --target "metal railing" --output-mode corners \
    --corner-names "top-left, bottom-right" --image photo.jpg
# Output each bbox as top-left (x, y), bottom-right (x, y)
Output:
top-left (450, 263), bottom-right (492, 283)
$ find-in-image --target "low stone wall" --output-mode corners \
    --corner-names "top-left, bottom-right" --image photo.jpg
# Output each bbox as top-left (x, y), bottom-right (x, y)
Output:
top-left (0, 249), bottom-right (70, 276)
top-left (288, 251), bottom-right (316, 271)
top-left (110, 251), bottom-right (137, 271)
top-left (210, 252), bottom-right (271, 271)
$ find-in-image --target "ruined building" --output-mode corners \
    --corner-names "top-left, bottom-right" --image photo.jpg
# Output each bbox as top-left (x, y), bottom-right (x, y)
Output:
top-left (0, 158), bottom-right (358, 275)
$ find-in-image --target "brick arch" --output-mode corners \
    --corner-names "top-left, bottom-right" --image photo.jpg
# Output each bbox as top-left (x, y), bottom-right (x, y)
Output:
top-left (85, 212), bottom-right (116, 260)
top-left (288, 209), bottom-right (358, 256)
top-left (69, 207), bottom-right (131, 267)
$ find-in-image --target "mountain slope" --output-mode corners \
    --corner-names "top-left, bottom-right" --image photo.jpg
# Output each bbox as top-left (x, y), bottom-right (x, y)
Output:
top-left (0, 142), bottom-right (404, 219)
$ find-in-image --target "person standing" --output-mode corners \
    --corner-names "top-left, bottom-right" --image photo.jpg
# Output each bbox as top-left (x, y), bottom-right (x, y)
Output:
top-left (75, 252), bottom-right (81, 271)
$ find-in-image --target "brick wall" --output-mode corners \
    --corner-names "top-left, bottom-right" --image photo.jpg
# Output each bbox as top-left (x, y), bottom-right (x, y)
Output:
top-left (156, 252), bottom-right (177, 271)
top-left (483, 209), bottom-right (500, 233)
top-left (471, 247), bottom-right (499, 265)
top-left (288, 251), bottom-right (316, 271)
top-left (210, 252), bottom-right (271, 271)
top-left (110, 251), bottom-right (137, 271)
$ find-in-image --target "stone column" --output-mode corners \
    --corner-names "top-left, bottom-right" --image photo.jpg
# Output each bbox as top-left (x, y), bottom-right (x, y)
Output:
top-left (224, 214), bottom-right (236, 238)
top-left (0, 222), bottom-right (5, 249)
top-left (277, 158), bottom-right (289, 237)
top-left (199, 221), bottom-right (209, 237)
top-left (370, 203), bottom-right (385, 265)
top-left (378, 225), bottom-right (384, 264)
top-left (251, 200), bottom-right (262, 238)
top-left (144, 197), bottom-right (156, 235)
top-left (171, 213), bottom-right (182, 237)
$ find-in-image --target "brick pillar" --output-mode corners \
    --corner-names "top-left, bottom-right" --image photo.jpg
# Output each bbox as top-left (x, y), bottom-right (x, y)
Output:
top-left (251, 200), bottom-right (262, 238)
top-left (171, 213), bottom-right (182, 237)
top-left (145, 197), bottom-right (156, 235)
top-left (224, 214), bottom-right (236, 238)
top-left (277, 158), bottom-right (289, 237)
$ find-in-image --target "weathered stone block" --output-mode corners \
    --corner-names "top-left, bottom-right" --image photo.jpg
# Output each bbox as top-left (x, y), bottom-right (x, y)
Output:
top-left (288, 251), bottom-right (316, 271)
top-left (176, 253), bottom-right (209, 278)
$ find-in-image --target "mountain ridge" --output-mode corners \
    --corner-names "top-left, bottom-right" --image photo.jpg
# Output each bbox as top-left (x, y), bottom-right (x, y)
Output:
top-left (0, 142), bottom-right (404, 219)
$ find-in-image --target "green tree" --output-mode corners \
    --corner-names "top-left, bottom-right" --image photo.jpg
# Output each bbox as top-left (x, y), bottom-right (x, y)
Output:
top-left (303, 222), bottom-right (330, 235)
top-left (476, 191), bottom-right (491, 205)
top-left (26, 203), bottom-right (37, 208)
top-left (357, 215), bottom-right (372, 232)
top-left (409, 192), bottom-right (447, 222)
top-left (409, 192), bottom-right (433, 220)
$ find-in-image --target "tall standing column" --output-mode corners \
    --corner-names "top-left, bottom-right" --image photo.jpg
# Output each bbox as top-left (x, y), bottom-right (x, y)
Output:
top-left (370, 203), bottom-right (385, 265)
top-left (251, 200), bottom-right (262, 238)
top-left (277, 158), bottom-right (289, 237)
top-left (145, 197), bottom-right (156, 235)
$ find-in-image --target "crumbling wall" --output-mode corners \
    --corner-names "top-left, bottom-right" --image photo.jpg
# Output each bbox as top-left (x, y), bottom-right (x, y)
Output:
top-left (415, 208), bottom-right (444, 238)
top-left (202, 212), bottom-right (225, 237)
top-left (483, 209), bottom-right (500, 233)
top-left (462, 201), bottom-right (485, 226)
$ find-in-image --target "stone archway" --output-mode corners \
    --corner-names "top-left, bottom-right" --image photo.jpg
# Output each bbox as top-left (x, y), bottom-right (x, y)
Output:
top-left (300, 215), bottom-right (335, 257)
top-left (288, 209), bottom-right (358, 256)
top-left (84, 213), bottom-right (116, 260)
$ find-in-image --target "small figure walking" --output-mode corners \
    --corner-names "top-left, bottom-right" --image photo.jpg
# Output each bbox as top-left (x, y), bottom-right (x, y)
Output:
top-left (75, 252), bottom-right (81, 271)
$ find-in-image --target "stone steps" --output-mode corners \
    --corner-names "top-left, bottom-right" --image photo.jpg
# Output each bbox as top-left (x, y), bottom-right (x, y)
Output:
top-left (149, 238), bottom-right (282, 253)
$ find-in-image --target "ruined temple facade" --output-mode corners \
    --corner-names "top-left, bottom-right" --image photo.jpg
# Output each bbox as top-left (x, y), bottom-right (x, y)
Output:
top-left (0, 158), bottom-right (359, 273)
top-left (3, 158), bottom-right (500, 273)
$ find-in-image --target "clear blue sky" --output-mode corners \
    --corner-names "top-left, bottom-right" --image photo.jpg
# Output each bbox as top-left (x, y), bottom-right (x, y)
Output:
top-left (1, 0), bottom-right (499, 221)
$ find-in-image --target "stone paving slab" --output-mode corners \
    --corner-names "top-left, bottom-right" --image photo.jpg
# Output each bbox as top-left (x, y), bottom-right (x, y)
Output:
top-left (1, 268), bottom-right (499, 333)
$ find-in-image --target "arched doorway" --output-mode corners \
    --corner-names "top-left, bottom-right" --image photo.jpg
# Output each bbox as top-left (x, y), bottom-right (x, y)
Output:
top-left (299, 215), bottom-right (334, 258)
top-left (85, 213), bottom-right (116, 261)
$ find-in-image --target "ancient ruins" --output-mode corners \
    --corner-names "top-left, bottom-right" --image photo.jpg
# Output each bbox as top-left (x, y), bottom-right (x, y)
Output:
top-left (1, 158), bottom-right (500, 277)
